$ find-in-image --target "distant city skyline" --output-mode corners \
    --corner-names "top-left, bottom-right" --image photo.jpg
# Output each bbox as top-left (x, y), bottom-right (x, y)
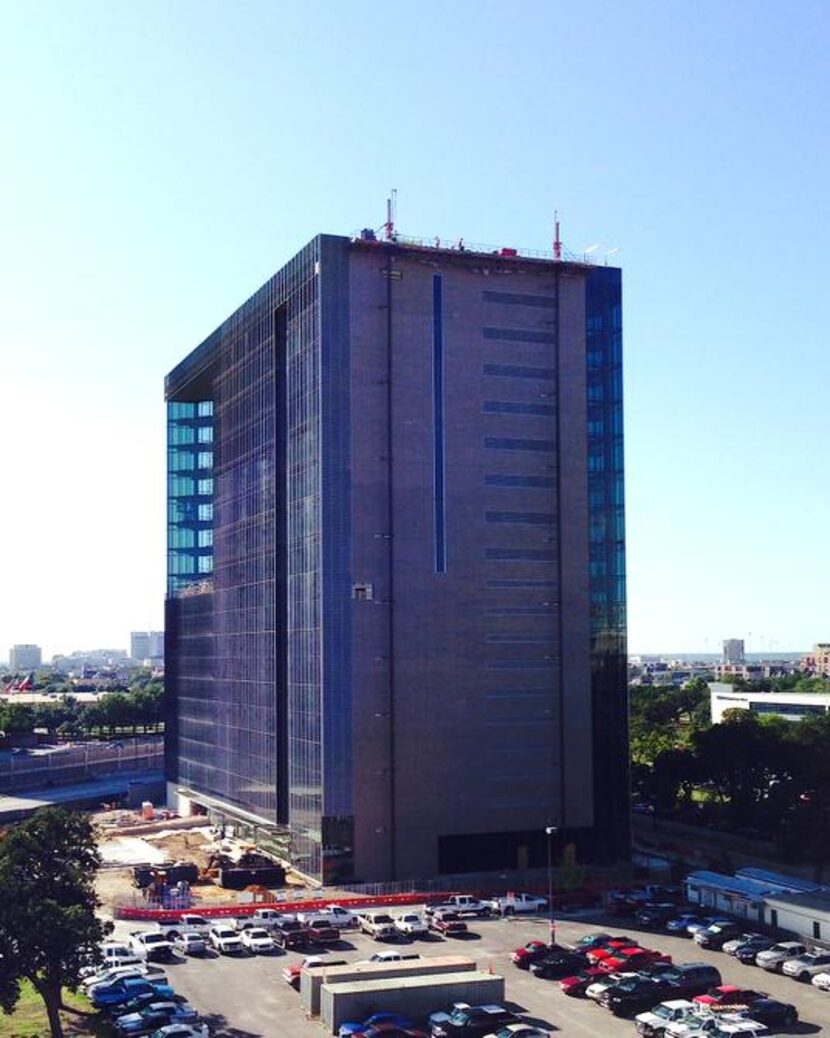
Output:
top-left (2, 2), bottom-right (828, 655)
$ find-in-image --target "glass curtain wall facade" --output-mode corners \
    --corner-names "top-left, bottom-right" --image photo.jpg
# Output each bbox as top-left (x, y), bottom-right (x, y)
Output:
top-left (585, 266), bottom-right (629, 858)
top-left (165, 236), bottom-right (354, 881)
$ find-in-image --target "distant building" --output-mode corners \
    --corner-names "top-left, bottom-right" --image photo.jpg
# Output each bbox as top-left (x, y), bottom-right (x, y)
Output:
top-left (722, 638), bottom-right (745, 665)
top-left (131, 631), bottom-right (164, 662)
top-left (9, 644), bottom-right (42, 670)
top-left (811, 643), bottom-right (830, 676)
top-left (709, 681), bottom-right (830, 723)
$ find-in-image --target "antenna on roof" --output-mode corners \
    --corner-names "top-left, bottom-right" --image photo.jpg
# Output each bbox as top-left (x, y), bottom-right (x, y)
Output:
top-left (385, 189), bottom-right (397, 241)
top-left (553, 211), bottom-right (562, 261)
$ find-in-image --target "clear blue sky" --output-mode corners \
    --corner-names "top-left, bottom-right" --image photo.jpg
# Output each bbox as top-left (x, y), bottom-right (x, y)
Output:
top-left (1, 0), bottom-right (828, 659)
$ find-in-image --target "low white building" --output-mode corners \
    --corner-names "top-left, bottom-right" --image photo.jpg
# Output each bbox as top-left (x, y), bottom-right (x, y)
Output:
top-left (709, 682), bottom-right (830, 724)
top-left (762, 891), bottom-right (830, 944)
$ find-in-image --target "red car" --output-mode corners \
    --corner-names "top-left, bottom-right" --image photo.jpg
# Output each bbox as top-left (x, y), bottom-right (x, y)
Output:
top-left (597, 947), bottom-right (672, 973)
top-left (558, 967), bottom-right (606, 996)
top-left (694, 985), bottom-right (766, 1010)
top-left (430, 911), bottom-right (468, 936)
top-left (586, 940), bottom-right (640, 964)
top-left (511, 941), bottom-right (553, 968)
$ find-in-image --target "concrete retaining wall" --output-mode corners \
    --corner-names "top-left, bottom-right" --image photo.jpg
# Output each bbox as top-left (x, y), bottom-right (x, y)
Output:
top-left (300, 954), bottom-right (476, 1016)
top-left (320, 971), bottom-right (504, 1033)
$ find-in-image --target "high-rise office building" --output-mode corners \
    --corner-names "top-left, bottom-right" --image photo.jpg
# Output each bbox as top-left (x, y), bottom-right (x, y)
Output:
top-left (165, 231), bottom-right (627, 883)
top-left (9, 644), bottom-right (42, 670)
top-left (131, 631), bottom-right (165, 662)
top-left (723, 638), bottom-right (745, 665)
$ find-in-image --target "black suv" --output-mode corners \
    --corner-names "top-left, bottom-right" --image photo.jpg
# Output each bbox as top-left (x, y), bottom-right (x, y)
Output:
top-left (600, 976), bottom-right (672, 1017)
top-left (636, 903), bottom-right (682, 929)
top-left (659, 962), bottom-right (722, 999)
top-left (428, 1005), bottom-right (520, 1038)
top-left (529, 950), bottom-right (590, 979)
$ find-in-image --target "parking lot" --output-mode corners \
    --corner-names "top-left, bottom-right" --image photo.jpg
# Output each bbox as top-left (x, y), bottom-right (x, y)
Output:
top-left (109, 909), bottom-right (829, 1038)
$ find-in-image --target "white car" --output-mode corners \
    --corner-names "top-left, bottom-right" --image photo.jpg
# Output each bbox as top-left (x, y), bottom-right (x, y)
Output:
top-left (585, 971), bottom-right (638, 1001)
top-left (635, 1000), bottom-right (698, 1038)
top-left (208, 925), bottom-right (244, 954)
top-left (172, 931), bottom-right (207, 956)
top-left (152, 1025), bottom-right (210, 1038)
top-left (241, 927), bottom-right (277, 954)
top-left (755, 941), bottom-right (807, 972)
top-left (781, 950), bottom-right (830, 981)
top-left (80, 943), bottom-right (142, 977)
top-left (82, 964), bottom-right (156, 992)
top-left (129, 930), bottom-right (175, 962)
top-left (484, 892), bottom-right (548, 915)
top-left (482, 1026), bottom-right (549, 1038)
top-left (811, 970), bottom-right (830, 991)
top-left (394, 912), bottom-right (429, 936)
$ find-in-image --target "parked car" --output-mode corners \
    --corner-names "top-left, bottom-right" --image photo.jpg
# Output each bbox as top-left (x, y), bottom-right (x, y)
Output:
top-left (273, 920), bottom-right (310, 950)
top-left (558, 967), bottom-right (606, 997)
top-left (83, 966), bottom-right (159, 993)
top-left (637, 903), bottom-right (682, 929)
top-left (148, 1026), bottom-right (209, 1038)
top-left (129, 932), bottom-right (175, 963)
top-left (666, 913), bottom-right (706, 936)
top-left (428, 1005), bottom-right (520, 1038)
top-left (307, 921), bottom-right (341, 946)
top-left (240, 927), bottom-right (277, 954)
top-left (635, 999), bottom-right (698, 1037)
top-left (483, 1027), bottom-right (548, 1038)
top-left (601, 975), bottom-right (673, 1016)
top-left (739, 999), bottom-right (798, 1028)
top-left (657, 962), bottom-right (723, 999)
top-left (721, 934), bottom-right (769, 956)
top-left (92, 978), bottom-right (175, 1011)
top-left (359, 911), bottom-right (399, 941)
top-left (110, 993), bottom-right (188, 1019)
top-left (155, 914), bottom-right (212, 940)
top-left (395, 912), bottom-right (430, 937)
top-left (82, 943), bottom-right (142, 975)
top-left (597, 947), bottom-right (672, 974)
top-left (569, 933), bottom-right (631, 953)
top-left (781, 950), bottom-right (830, 981)
top-left (585, 971), bottom-right (639, 1001)
top-left (811, 971), bottom-right (830, 991)
top-left (510, 940), bottom-right (554, 969)
top-left (208, 925), bottom-right (243, 955)
top-left (483, 893), bottom-right (547, 916)
top-left (234, 908), bottom-right (294, 932)
top-left (733, 937), bottom-right (776, 964)
top-left (297, 905), bottom-right (357, 929)
top-left (693, 986), bottom-right (766, 1009)
top-left (586, 939), bottom-right (641, 965)
top-left (755, 942), bottom-right (807, 972)
top-left (282, 956), bottom-right (348, 989)
top-left (529, 950), bottom-right (589, 979)
top-left (339, 1013), bottom-right (416, 1037)
top-left (694, 923), bottom-right (746, 950)
top-left (171, 932), bottom-right (207, 957)
top-left (113, 1001), bottom-right (199, 1036)
top-left (430, 911), bottom-right (468, 937)
top-left (685, 917), bottom-right (731, 939)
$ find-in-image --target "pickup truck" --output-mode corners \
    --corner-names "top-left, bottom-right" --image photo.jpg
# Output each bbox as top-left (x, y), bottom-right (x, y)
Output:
top-left (208, 924), bottom-right (243, 955)
top-left (273, 920), bottom-right (310, 950)
top-left (129, 931), bottom-right (175, 963)
top-left (394, 912), bottom-right (429, 936)
top-left (296, 905), bottom-right (357, 929)
top-left (444, 895), bottom-right (492, 918)
top-left (154, 914), bottom-right (212, 940)
top-left (429, 1004), bottom-right (520, 1038)
top-left (306, 920), bottom-right (341, 946)
top-left (483, 893), bottom-right (547, 916)
top-left (430, 911), bottom-right (468, 937)
top-left (635, 1000), bottom-right (698, 1037)
top-left (359, 911), bottom-right (398, 941)
top-left (233, 908), bottom-right (294, 932)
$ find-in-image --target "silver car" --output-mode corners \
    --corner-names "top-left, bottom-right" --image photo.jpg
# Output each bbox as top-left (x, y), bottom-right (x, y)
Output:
top-left (172, 931), bottom-right (207, 956)
top-left (755, 941), bottom-right (807, 972)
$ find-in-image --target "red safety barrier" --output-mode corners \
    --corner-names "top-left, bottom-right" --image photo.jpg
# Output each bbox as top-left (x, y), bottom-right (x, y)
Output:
top-left (116, 890), bottom-right (455, 922)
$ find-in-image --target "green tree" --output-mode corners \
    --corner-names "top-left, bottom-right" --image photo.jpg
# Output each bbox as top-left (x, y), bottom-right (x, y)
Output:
top-left (0, 807), bottom-right (111, 1037)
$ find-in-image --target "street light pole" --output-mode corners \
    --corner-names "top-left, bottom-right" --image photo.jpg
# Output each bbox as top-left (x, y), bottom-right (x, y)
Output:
top-left (545, 825), bottom-right (557, 943)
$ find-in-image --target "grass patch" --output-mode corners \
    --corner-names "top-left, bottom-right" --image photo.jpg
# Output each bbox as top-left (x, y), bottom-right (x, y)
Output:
top-left (0, 982), bottom-right (108, 1038)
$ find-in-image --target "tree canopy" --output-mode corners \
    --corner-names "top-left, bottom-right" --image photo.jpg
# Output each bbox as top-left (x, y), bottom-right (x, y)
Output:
top-left (0, 807), bottom-right (110, 1037)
